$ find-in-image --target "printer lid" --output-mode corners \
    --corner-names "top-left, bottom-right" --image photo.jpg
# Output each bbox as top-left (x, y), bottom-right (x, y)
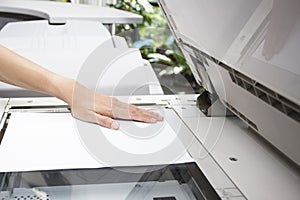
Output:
top-left (159, 0), bottom-right (300, 101)
top-left (159, 0), bottom-right (300, 166)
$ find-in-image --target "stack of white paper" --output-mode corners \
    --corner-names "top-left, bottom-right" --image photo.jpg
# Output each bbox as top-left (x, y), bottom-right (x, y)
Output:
top-left (0, 111), bottom-right (193, 172)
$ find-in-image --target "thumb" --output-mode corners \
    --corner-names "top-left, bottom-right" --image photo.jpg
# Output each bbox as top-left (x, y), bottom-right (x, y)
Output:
top-left (95, 114), bottom-right (120, 130)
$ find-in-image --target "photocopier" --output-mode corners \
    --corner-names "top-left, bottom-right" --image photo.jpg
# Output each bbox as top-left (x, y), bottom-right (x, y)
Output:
top-left (0, 0), bottom-right (299, 200)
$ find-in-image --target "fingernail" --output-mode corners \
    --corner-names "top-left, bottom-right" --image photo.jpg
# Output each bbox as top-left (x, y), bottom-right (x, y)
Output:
top-left (111, 121), bottom-right (120, 130)
top-left (150, 118), bottom-right (157, 123)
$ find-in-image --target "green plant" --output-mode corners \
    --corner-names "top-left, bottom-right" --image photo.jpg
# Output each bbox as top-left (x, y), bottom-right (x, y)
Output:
top-left (110, 1), bottom-right (189, 70)
top-left (109, 0), bottom-right (200, 93)
top-left (108, 0), bottom-right (152, 32)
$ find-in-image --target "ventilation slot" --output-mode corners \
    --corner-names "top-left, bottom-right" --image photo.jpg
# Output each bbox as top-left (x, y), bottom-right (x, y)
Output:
top-left (180, 41), bottom-right (300, 124)
top-left (224, 102), bottom-right (258, 131)
top-left (13, 194), bottom-right (50, 200)
top-left (228, 68), bottom-right (300, 124)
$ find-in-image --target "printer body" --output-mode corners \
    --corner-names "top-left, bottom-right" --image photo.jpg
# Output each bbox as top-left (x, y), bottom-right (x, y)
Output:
top-left (0, 0), bottom-right (300, 200)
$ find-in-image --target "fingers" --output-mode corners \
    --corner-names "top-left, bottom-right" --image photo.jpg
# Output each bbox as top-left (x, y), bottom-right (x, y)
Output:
top-left (149, 111), bottom-right (164, 121)
top-left (93, 94), bottom-right (163, 125)
top-left (127, 105), bottom-right (164, 123)
top-left (110, 100), bottom-right (163, 123)
top-left (95, 114), bottom-right (120, 130)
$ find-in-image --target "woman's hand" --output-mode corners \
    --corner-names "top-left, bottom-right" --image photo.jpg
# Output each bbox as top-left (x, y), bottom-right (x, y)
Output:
top-left (60, 79), bottom-right (163, 130)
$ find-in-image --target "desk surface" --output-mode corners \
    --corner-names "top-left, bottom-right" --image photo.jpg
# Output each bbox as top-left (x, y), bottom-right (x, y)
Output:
top-left (0, 0), bottom-right (142, 24)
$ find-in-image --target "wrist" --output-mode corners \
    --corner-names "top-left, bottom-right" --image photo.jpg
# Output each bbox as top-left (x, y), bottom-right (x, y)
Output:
top-left (50, 75), bottom-right (75, 106)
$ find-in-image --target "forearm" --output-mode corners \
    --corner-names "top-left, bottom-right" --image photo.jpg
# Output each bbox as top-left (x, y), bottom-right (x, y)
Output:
top-left (0, 44), bottom-right (73, 103)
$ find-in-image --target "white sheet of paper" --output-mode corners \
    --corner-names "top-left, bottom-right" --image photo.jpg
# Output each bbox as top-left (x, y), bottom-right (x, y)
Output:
top-left (0, 112), bottom-right (193, 172)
